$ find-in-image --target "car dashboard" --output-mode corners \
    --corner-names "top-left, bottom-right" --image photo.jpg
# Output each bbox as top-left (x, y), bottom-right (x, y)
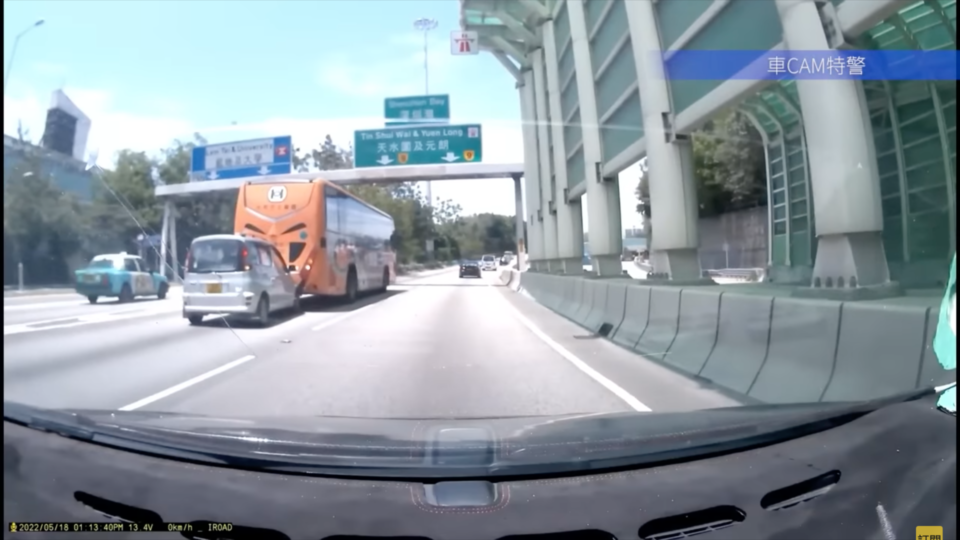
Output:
top-left (3, 394), bottom-right (955, 540)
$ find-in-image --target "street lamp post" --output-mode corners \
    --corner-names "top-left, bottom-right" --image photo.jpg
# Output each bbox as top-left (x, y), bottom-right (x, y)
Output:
top-left (4, 19), bottom-right (45, 96)
top-left (413, 17), bottom-right (440, 260)
top-left (413, 17), bottom-right (439, 218)
top-left (413, 17), bottom-right (438, 94)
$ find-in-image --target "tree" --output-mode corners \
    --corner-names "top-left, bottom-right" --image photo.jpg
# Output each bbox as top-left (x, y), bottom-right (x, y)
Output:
top-left (4, 149), bottom-right (86, 284)
top-left (636, 160), bottom-right (652, 248)
top-left (635, 109), bottom-right (767, 228)
top-left (84, 150), bottom-right (161, 256)
top-left (4, 132), bottom-right (526, 286)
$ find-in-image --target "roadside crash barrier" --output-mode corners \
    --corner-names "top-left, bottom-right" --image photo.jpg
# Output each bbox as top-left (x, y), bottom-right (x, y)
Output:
top-left (498, 269), bottom-right (522, 291)
top-left (512, 272), bottom-right (953, 405)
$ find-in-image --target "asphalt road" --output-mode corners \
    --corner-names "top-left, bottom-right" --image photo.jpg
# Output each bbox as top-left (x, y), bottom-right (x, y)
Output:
top-left (4, 265), bottom-right (743, 419)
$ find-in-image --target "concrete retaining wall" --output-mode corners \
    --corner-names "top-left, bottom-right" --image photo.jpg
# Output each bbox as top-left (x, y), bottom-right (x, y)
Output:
top-left (511, 271), bottom-right (954, 405)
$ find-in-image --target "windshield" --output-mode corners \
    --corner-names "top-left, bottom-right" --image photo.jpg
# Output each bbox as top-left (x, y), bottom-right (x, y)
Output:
top-left (2, 0), bottom-right (955, 482)
top-left (86, 258), bottom-right (122, 270)
top-left (187, 239), bottom-right (244, 274)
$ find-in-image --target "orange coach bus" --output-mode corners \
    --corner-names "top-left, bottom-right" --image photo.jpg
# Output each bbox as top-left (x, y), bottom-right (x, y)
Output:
top-left (234, 178), bottom-right (396, 302)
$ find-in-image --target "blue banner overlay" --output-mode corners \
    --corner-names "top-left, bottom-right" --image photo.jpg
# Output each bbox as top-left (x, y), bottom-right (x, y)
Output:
top-left (662, 50), bottom-right (957, 81)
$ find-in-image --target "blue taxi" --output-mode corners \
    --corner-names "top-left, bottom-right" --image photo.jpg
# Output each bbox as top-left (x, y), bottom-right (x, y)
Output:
top-left (74, 252), bottom-right (170, 304)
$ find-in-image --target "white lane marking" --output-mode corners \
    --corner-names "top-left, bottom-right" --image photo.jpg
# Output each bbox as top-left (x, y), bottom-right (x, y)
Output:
top-left (4, 304), bottom-right (182, 336)
top-left (5, 291), bottom-right (182, 311)
top-left (499, 292), bottom-right (653, 412)
top-left (118, 305), bottom-right (378, 410)
top-left (119, 355), bottom-right (257, 411)
top-left (312, 304), bottom-right (375, 331)
top-left (5, 300), bottom-right (92, 311)
top-left (875, 503), bottom-right (896, 540)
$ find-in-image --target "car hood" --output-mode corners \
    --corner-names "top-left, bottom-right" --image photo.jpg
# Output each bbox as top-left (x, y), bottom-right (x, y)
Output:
top-left (2, 390), bottom-right (933, 479)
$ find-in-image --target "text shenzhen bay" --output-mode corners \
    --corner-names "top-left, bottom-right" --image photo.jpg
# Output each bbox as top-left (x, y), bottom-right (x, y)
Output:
top-left (384, 94), bottom-right (450, 127)
top-left (189, 136), bottom-right (293, 181)
top-left (353, 124), bottom-right (483, 168)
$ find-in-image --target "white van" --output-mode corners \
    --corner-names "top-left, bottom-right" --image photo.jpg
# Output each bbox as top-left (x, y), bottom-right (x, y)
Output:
top-left (481, 254), bottom-right (498, 271)
top-left (182, 235), bottom-right (300, 327)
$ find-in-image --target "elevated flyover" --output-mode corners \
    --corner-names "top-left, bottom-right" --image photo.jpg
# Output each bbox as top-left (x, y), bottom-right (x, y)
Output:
top-left (465, 0), bottom-right (956, 406)
top-left (463, 0), bottom-right (955, 290)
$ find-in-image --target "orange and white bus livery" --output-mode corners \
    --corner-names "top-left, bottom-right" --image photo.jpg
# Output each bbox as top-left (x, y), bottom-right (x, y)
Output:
top-left (234, 178), bottom-right (396, 302)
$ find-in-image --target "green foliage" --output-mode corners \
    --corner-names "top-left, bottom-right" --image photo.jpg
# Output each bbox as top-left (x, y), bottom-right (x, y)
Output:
top-left (636, 109), bottom-right (767, 220)
top-left (5, 132), bottom-right (517, 285)
top-left (4, 150), bottom-right (86, 282)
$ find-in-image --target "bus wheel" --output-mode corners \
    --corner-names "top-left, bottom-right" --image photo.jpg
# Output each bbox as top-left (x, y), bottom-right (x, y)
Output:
top-left (380, 267), bottom-right (390, 293)
top-left (87, 295), bottom-right (99, 304)
top-left (346, 269), bottom-right (358, 303)
top-left (292, 283), bottom-right (305, 313)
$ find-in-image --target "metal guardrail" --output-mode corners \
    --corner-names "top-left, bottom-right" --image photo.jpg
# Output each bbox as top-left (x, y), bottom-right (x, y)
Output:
top-left (704, 268), bottom-right (766, 282)
top-left (631, 259), bottom-right (764, 282)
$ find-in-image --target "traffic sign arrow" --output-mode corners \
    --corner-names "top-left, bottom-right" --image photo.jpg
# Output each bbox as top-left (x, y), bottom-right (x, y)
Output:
top-left (207, 171), bottom-right (219, 180)
top-left (440, 152), bottom-right (459, 162)
top-left (258, 166), bottom-right (270, 175)
top-left (376, 155), bottom-right (393, 165)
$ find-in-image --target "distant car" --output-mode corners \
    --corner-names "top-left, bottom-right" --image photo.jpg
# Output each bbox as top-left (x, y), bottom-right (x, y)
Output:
top-left (74, 253), bottom-right (169, 304)
top-left (481, 254), bottom-right (498, 271)
top-left (182, 234), bottom-right (300, 327)
top-left (459, 260), bottom-right (481, 278)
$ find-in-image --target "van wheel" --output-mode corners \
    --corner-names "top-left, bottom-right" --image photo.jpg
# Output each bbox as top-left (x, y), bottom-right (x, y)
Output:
top-left (87, 295), bottom-right (99, 304)
top-left (187, 315), bottom-right (203, 326)
top-left (345, 268), bottom-right (358, 303)
top-left (256, 295), bottom-right (270, 327)
top-left (119, 284), bottom-right (133, 303)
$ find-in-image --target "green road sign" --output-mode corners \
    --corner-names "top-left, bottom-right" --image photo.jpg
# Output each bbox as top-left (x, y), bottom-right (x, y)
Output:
top-left (353, 124), bottom-right (483, 168)
top-left (384, 95), bottom-right (450, 126)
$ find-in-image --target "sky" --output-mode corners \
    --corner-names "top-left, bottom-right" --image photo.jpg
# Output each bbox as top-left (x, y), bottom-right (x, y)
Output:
top-left (3, 0), bottom-right (643, 231)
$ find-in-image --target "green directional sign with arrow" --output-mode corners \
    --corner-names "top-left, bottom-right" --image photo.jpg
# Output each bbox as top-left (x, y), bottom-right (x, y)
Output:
top-left (353, 124), bottom-right (483, 168)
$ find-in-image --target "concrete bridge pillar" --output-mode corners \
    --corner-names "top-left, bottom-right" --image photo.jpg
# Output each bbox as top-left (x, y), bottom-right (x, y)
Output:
top-left (776, 0), bottom-right (893, 295)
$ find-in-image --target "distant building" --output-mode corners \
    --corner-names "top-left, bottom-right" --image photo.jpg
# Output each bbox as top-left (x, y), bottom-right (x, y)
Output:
top-left (42, 89), bottom-right (92, 162)
top-left (623, 226), bottom-right (647, 252)
top-left (3, 135), bottom-right (94, 202)
top-left (3, 90), bottom-right (95, 201)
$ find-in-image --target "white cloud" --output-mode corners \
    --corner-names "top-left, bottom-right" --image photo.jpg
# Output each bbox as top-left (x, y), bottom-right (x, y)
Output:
top-left (3, 83), bottom-right (526, 217)
top-left (4, 87), bottom-right (193, 166)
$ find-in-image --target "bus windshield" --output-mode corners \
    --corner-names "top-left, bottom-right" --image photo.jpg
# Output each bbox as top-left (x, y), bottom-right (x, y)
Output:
top-left (235, 180), bottom-right (395, 297)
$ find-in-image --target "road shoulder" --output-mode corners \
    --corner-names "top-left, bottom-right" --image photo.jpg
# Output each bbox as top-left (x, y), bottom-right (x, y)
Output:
top-left (493, 281), bottom-right (746, 412)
